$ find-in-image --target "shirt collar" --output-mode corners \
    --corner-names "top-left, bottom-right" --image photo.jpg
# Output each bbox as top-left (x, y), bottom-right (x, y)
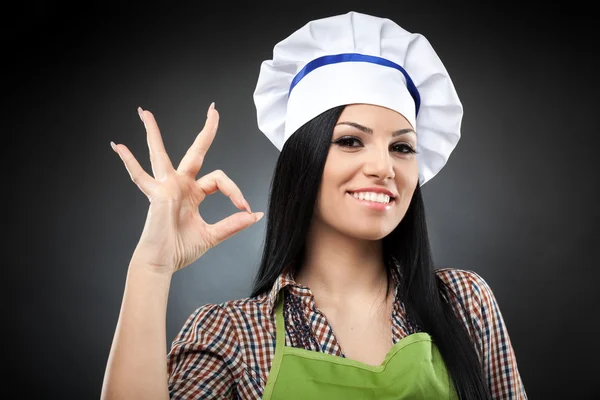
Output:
top-left (266, 269), bottom-right (306, 315)
top-left (266, 267), bottom-right (401, 315)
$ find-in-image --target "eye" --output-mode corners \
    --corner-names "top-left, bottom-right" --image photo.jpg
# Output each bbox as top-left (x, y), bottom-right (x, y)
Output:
top-left (391, 143), bottom-right (417, 154)
top-left (333, 136), bottom-right (418, 154)
top-left (333, 136), bottom-right (362, 147)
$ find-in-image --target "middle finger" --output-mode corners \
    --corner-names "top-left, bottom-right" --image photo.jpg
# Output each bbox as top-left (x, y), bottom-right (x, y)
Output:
top-left (139, 107), bottom-right (174, 180)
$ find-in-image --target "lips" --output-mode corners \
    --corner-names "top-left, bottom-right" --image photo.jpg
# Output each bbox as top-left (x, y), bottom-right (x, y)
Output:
top-left (347, 191), bottom-right (395, 202)
top-left (347, 187), bottom-right (397, 199)
top-left (346, 191), bottom-right (395, 210)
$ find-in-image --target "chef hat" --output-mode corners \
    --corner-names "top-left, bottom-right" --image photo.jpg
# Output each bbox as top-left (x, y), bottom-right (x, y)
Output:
top-left (253, 11), bottom-right (463, 186)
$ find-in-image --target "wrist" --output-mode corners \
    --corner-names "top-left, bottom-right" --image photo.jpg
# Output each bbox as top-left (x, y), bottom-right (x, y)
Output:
top-left (128, 252), bottom-right (176, 278)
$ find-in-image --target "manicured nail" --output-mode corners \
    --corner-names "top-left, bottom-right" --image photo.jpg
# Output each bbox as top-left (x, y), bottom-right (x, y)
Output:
top-left (137, 107), bottom-right (144, 122)
top-left (110, 141), bottom-right (118, 153)
top-left (243, 197), bottom-right (252, 213)
top-left (255, 212), bottom-right (264, 222)
top-left (207, 102), bottom-right (215, 117)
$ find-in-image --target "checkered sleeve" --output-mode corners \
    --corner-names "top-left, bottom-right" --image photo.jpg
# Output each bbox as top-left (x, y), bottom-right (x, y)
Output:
top-left (167, 303), bottom-right (241, 399)
top-left (436, 268), bottom-right (527, 400)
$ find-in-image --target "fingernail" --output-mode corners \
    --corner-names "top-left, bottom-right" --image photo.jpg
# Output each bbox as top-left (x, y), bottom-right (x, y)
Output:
top-left (110, 141), bottom-right (118, 153)
top-left (207, 102), bottom-right (214, 117)
top-left (255, 212), bottom-right (264, 222)
top-left (137, 107), bottom-right (144, 122)
top-left (243, 197), bottom-right (252, 213)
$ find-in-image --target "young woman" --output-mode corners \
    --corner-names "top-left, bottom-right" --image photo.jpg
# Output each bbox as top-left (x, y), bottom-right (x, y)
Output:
top-left (101, 11), bottom-right (527, 400)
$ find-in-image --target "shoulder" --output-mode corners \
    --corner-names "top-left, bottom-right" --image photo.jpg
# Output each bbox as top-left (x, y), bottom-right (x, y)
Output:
top-left (434, 268), bottom-right (501, 336)
top-left (171, 302), bottom-right (234, 351)
top-left (168, 295), bottom-right (270, 398)
top-left (434, 267), bottom-right (495, 305)
top-left (435, 270), bottom-right (527, 398)
top-left (169, 293), bottom-right (272, 378)
top-left (434, 268), bottom-right (505, 345)
top-left (174, 292), bottom-right (273, 352)
top-left (181, 292), bottom-right (271, 335)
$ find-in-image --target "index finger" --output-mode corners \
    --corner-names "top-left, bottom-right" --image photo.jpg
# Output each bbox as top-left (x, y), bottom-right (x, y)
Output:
top-left (177, 102), bottom-right (219, 178)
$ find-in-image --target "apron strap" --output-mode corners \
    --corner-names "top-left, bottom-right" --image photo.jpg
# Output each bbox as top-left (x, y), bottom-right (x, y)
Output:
top-left (263, 292), bottom-right (286, 398)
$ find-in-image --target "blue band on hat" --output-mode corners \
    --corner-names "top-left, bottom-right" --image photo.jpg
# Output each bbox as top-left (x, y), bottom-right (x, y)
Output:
top-left (289, 53), bottom-right (421, 115)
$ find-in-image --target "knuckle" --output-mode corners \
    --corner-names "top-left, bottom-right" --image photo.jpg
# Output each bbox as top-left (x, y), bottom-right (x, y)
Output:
top-left (215, 169), bottom-right (226, 179)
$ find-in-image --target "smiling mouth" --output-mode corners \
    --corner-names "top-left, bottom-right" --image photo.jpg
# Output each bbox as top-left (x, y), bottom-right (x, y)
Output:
top-left (346, 191), bottom-right (395, 205)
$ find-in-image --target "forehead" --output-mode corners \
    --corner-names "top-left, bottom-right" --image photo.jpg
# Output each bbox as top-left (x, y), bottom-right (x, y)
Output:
top-left (336, 103), bottom-right (414, 130)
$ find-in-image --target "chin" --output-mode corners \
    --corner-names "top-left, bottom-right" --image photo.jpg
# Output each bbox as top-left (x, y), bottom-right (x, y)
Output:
top-left (342, 225), bottom-right (396, 241)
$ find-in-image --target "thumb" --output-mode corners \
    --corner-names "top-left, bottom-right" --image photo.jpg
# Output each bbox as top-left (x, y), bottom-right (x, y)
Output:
top-left (207, 211), bottom-right (264, 246)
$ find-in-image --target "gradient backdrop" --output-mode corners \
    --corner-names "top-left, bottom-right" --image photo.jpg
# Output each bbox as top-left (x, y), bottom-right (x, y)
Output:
top-left (6, 1), bottom-right (599, 398)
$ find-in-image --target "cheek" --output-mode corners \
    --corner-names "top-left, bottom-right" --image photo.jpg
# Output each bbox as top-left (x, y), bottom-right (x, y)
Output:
top-left (321, 154), bottom-right (351, 191)
top-left (316, 165), bottom-right (350, 219)
top-left (397, 159), bottom-right (419, 187)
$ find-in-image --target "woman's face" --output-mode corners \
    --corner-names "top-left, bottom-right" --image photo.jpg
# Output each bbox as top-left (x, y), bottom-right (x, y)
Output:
top-left (314, 103), bottom-right (419, 240)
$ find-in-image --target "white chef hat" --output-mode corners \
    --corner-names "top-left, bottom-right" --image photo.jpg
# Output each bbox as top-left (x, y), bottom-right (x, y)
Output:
top-left (253, 11), bottom-right (463, 186)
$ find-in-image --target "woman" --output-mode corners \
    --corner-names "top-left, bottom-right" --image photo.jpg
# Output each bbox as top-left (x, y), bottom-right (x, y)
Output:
top-left (101, 11), bottom-right (527, 400)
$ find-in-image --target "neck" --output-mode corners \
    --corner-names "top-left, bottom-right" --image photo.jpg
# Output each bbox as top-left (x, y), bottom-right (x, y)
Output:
top-left (295, 218), bottom-right (391, 309)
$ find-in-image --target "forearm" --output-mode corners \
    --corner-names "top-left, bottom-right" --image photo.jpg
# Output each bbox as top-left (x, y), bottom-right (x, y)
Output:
top-left (101, 254), bottom-right (173, 400)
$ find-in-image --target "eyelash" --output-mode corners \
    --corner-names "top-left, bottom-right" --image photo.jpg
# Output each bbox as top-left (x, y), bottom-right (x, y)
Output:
top-left (332, 136), bottom-right (418, 154)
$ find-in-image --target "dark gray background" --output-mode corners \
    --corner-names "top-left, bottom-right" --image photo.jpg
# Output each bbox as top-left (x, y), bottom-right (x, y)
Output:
top-left (6, 1), bottom-right (599, 398)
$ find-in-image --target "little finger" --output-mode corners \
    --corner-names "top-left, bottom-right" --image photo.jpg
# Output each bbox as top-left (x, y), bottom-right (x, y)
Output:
top-left (111, 141), bottom-right (158, 197)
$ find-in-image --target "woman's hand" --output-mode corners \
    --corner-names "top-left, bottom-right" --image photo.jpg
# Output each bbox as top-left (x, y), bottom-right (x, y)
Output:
top-left (111, 103), bottom-right (264, 275)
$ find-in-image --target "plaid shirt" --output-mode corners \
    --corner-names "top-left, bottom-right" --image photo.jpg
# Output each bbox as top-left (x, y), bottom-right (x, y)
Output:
top-left (167, 268), bottom-right (527, 399)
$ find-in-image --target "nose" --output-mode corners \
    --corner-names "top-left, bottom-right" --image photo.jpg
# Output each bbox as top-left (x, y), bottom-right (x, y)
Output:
top-left (362, 145), bottom-right (395, 181)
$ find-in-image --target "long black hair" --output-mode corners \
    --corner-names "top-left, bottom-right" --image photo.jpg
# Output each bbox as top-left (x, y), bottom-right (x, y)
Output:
top-left (250, 106), bottom-right (492, 399)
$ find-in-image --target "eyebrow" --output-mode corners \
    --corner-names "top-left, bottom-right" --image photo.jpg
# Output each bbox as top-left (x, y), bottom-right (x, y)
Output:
top-left (335, 121), bottom-right (415, 137)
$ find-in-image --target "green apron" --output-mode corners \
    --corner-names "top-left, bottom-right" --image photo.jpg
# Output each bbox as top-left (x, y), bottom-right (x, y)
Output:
top-left (262, 292), bottom-right (458, 399)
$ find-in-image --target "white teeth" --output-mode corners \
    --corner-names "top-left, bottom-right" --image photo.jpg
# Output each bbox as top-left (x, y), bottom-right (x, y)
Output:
top-left (350, 192), bottom-right (391, 204)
